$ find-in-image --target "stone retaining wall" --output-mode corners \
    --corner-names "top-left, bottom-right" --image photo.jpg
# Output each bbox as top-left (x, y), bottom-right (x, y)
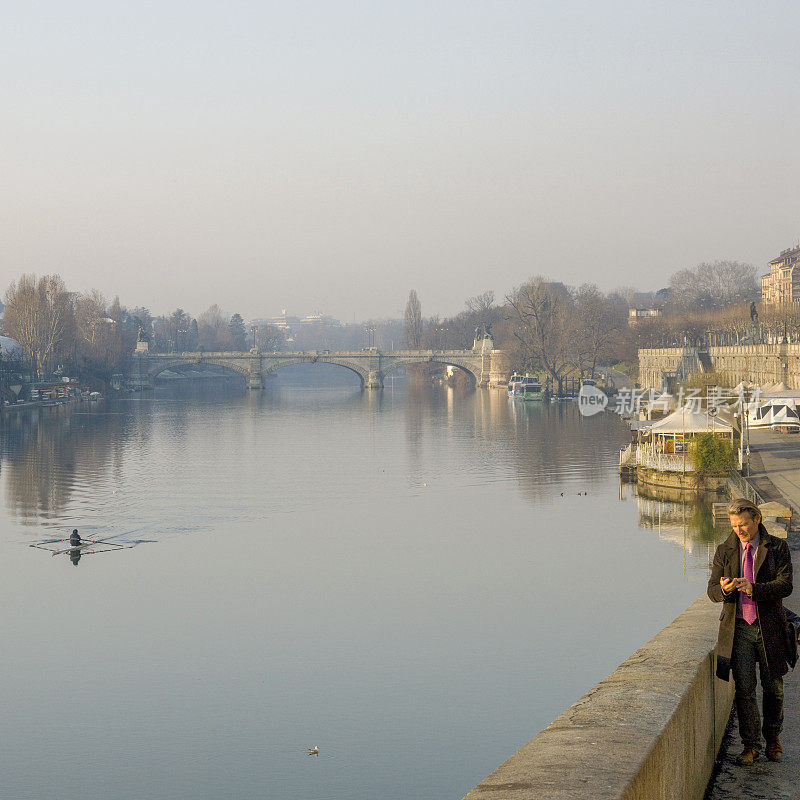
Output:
top-left (637, 468), bottom-right (728, 492)
top-left (639, 344), bottom-right (800, 391)
top-left (463, 597), bottom-right (734, 800)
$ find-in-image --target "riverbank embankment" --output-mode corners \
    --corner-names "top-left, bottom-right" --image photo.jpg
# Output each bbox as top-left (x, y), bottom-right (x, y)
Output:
top-left (462, 597), bottom-right (732, 800)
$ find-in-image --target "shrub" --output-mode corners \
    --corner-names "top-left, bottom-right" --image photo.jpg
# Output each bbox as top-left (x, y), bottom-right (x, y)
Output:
top-left (691, 433), bottom-right (734, 474)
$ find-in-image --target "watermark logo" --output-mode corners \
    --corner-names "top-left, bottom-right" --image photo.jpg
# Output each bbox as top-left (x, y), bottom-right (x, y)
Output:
top-left (575, 385), bottom-right (760, 418)
top-left (578, 383), bottom-right (609, 416)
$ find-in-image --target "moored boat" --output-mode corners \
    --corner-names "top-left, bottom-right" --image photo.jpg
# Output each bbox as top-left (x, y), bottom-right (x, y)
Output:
top-left (518, 375), bottom-right (544, 401)
top-left (509, 373), bottom-right (544, 401)
top-left (507, 373), bottom-right (524, 397)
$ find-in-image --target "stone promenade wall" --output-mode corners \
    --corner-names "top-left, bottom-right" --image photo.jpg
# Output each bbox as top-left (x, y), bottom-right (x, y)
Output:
top-left (463, 596), bottom-right (734, 800)
top-left (639, 344), bottom-right (800, 391)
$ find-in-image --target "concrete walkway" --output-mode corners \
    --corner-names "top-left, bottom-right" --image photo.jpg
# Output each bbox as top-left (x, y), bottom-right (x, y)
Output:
top-left (706, 429), bottom-right (800, 799)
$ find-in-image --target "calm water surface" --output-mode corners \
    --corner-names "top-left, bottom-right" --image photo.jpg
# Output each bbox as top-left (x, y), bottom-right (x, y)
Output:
top-left (0, 368), bottom-right (725, 800)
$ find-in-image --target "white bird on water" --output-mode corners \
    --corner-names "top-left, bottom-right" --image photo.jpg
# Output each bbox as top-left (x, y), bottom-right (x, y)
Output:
top-left (308, 746), bottom-right (319, 757)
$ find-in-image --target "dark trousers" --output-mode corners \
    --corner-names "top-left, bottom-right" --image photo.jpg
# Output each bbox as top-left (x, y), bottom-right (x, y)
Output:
top-left (732, 618), bottom-right (784, 749)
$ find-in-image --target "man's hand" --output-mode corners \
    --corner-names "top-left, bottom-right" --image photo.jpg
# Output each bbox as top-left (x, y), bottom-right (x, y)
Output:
top-left (720, 577), bottom-right (737, 594)
top-left (734, 577), bottom-right (753, 597)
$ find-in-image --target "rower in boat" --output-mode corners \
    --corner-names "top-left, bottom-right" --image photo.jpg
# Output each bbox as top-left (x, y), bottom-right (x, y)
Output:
top-left (69, 529), bottom-right (82, 565)
top-left (30, 530), bottom-right (144, 563)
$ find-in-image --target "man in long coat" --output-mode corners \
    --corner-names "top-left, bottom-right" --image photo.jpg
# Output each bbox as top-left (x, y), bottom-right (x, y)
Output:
top-left (708, 498), bottom-right (793, 765)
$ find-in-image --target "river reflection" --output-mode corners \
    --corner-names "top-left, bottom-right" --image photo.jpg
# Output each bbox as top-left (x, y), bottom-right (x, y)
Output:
top-left (622, 481), bottom-right (727, 571)
top-left (0, 370), bottom-right (726, 800)
top-left (1, 404), bottom-right (127, 525)
top-left (1, 379), bottom-right (631, 527)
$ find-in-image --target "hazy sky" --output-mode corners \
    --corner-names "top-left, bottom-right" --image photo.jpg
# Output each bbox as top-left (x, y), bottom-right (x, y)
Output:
top-left (4, 1), bottom-right (800, 322)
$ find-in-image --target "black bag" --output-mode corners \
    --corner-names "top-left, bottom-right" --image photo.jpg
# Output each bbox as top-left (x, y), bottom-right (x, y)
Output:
top-left (785, 608), bottom-right (800, 669)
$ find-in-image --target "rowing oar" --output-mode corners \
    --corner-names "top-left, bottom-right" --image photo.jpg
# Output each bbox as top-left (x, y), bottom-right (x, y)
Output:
top-left (33, 534), bottom-right (108, 546)
top-left (32, 537), bottom-right (83, 545)
top-left (34, 526), bottom-right (145, 547)
top-left (49, 535), bottom-right (122, 556)
top-left (51, 541), bottom-right (97, 557)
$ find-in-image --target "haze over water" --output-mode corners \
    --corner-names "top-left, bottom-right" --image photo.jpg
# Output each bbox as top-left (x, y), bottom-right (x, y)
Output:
top-left (0, 368), bottom-right (724, 799)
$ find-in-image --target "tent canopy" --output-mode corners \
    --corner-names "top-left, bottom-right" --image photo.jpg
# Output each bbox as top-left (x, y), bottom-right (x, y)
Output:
top-left (761, 384), bottom-right (800, 400)
top-left (648, 405), bottom-right (734, 434)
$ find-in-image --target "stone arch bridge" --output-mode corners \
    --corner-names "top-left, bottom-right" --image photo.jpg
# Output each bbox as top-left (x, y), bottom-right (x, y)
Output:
top-left (128, 346), bottom-right (511, 390)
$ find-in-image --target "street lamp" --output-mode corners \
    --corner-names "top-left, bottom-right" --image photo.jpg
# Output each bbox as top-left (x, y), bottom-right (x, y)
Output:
top-left (251, 326), bottom-right (258, 352)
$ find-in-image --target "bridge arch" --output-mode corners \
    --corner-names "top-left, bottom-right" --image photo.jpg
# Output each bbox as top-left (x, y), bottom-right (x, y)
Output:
top-left (261, 357), bottom-right (369, 387)
top-left (382, 358), bottom-right (479, 385)
top-left (146, 358), bottom-right (251, 383)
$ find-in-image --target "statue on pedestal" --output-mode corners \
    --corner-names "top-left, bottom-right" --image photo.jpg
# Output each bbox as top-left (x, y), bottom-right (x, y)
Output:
top-left (135, 326), bottom-right (149, 353)
top-left (473, 324), bottom-right (494, 354)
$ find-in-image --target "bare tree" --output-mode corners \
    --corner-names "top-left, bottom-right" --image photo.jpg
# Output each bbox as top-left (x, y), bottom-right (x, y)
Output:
top-left (3, 274), bottom-right (73, 378)
top-left (71, 290), bottom-right (132, 380)
top-left (198, 304), bottom-right (232, 351)
top-left (669, 261), bottom-right (758, 311)
top-left (421, 316), bottom-right (447, 349)
top-left (573, 283), bottom-right (626, 378)
top-left (760, 302), bottom-right (800, 343)
top-left (404, 290), bottom-right (422, 349)
top-left (614, 285), bottom-right (640, 307)
top-left (466, 290), bottom-right (495, 317)
top-left (74, 290), bottom-right (108, 345)
top-left (249, 322), bottom-right (285, 352)
top-left (505, 278), bottom-right (575, 394)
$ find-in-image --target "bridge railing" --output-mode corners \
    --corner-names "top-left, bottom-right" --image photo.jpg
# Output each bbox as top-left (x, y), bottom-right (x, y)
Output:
top-left (135, 348), bottom-right (485, 358)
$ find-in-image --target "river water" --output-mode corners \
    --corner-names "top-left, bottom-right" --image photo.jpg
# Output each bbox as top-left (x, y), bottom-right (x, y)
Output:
top-left (0, 367), bottom-right (725, 800)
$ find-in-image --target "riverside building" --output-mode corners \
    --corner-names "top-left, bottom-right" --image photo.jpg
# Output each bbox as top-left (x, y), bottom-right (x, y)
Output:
top-left (761, 245), bottom-right (800, 305)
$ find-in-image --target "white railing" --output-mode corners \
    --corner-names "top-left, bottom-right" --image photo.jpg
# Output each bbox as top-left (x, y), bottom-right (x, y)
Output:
top-left (619, 443), bottom-right (634, 467)
top-left (635, 450), bottom-right (693, 472)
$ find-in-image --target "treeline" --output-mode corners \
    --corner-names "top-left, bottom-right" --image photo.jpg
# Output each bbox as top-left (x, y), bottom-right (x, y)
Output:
top-left (0, 272), bottom-right (405, 386)
top-left (3, 275), bottom-right (131, 384)
top-left (402, 260), bottom-right (763, 392)
top-left (0, 274), bottom-right (282, 385)
top-left (404, 283), bottom-right (631, 393)
top-left (628, 302), bottom-right (800, 349)
top-left (0, 257), bottom-right (766, 389)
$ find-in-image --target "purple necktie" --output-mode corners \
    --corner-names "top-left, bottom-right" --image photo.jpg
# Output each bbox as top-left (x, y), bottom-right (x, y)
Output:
top-left (742, 543), bottom-right (757, 624)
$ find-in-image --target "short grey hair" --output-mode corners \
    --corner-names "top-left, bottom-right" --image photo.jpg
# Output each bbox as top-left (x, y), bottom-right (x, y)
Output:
top-left (727, 498), bottom-right (762, 521)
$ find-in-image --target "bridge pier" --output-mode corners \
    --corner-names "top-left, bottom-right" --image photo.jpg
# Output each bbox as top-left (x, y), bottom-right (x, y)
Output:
top-left (477, 357), bottom-right (491, 388)
top-left (246, 354), bottom-right (264, 390)
top-left (129, 354), bottom-right (155, 390)
top-left (365, 371), bottom-right (384, 389)
top-left (488, 349), bottom-right (511, 388)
